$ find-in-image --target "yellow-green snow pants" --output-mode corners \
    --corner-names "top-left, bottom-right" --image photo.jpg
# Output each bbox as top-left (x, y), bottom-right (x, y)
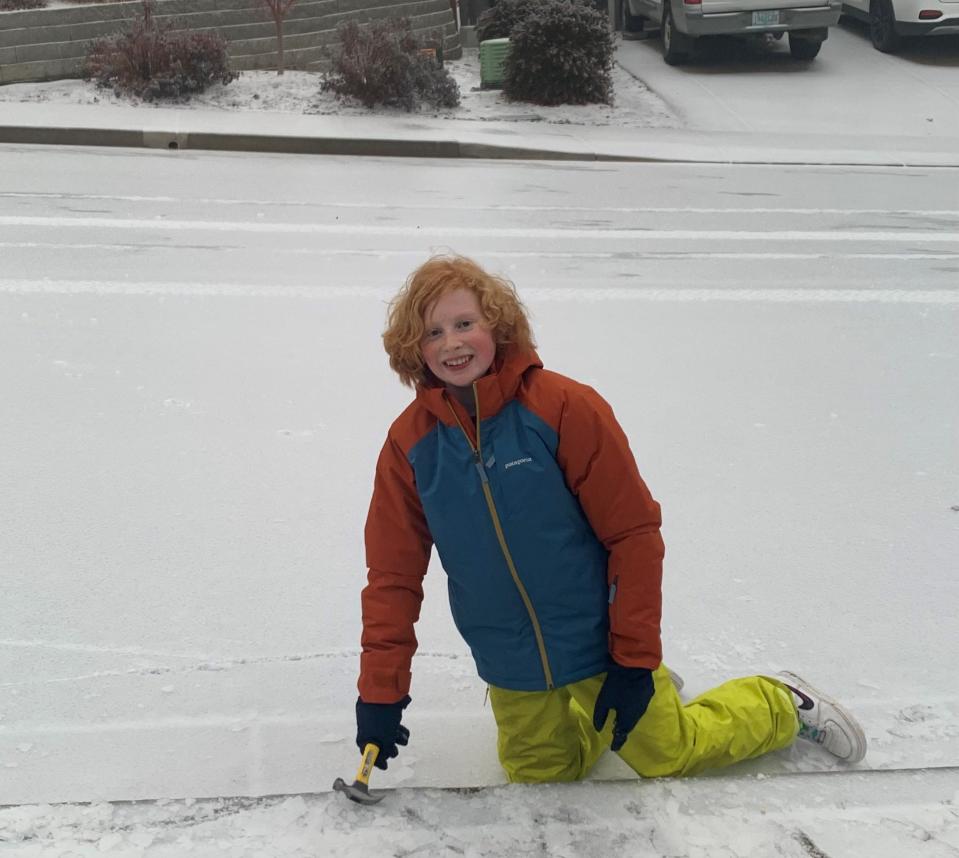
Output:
top-left (488, 664), bottom-right (799, 782)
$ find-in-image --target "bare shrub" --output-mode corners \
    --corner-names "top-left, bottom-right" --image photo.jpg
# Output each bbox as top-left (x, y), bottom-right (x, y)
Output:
top-left (0, 0), bottom-right (47, 10)
top-left (84, 0), bottom-right (237, 100)
top-left (323, 18), bottom-right (460, 112)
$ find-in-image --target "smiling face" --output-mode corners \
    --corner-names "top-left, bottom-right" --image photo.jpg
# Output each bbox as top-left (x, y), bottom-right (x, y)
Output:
top-left (421, 287), bottom-right (497, 399)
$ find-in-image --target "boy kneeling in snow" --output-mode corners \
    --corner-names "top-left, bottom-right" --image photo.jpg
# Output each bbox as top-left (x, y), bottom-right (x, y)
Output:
top-left (355, 254), bottom-right (866, 782)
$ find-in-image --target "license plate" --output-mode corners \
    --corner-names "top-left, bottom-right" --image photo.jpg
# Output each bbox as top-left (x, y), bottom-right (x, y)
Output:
top-left (752, 9), bottom-right (781, 24)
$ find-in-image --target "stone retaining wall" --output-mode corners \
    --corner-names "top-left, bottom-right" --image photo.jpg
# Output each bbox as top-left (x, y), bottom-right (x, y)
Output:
top-left (0, 0), bottom-right (460, 83)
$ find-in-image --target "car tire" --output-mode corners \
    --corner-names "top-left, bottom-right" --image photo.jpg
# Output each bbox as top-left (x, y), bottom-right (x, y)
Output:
top-left (662, 1), bottom-right (690, 64)
top-left (869, 0), bottom-right (901, 52)
top-left (788, 34), bottom-right (822, 59)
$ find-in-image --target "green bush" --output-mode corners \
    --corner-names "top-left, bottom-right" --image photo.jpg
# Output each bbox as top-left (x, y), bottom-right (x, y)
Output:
top-left (83, 0), bottom-right (236, 100)
top-left (475, 0), bottom-right (536, 43)
top-left (503, 0), bottom-right (614, 106)
top-left (323, 18), bottom-right (460, 112)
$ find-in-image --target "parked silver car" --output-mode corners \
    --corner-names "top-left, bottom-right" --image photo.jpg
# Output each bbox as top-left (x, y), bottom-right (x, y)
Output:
top-left (622, 0), bottom-right (843, 63)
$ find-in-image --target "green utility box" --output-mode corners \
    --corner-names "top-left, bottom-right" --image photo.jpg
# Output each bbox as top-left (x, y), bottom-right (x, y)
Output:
top-left (479, 38), bottom-right (510, 89)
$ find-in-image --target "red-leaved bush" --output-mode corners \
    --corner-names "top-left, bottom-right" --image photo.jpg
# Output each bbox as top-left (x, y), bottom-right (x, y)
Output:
top-left (0, 0), bottom-right (46, 10)
top-left (84, 0), bottom-right (236, 100)
top-left (323, 18), bottom-right (459, 112)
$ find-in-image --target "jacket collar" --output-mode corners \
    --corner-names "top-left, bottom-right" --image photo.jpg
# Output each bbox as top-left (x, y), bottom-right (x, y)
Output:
top-left (415, 345), bottom-right (542, 424)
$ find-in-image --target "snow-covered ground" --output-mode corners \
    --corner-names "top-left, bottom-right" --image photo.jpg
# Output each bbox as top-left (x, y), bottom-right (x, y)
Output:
top-left (3, 768), bottom-right (958, 857)
top-left (0, 48), bottom-right (682, 129)
top-left (2, 45), bottom-right (959, 856)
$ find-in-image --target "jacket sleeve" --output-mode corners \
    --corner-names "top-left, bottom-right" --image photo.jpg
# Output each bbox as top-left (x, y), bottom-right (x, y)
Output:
top-left (359, 431), bottom-right (433, 703)
top-left (555, 385), bottom-right (664, 670)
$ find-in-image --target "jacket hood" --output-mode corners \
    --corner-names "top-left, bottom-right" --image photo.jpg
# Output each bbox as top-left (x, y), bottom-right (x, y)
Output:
top-left (415, 344), bottom-right (543, 423)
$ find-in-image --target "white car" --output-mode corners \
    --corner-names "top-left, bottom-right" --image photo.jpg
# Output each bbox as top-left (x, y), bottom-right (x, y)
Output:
top-left (622, 0), bottom-right (842, 63)
top-left (841, 0), bottom-right (959, 51)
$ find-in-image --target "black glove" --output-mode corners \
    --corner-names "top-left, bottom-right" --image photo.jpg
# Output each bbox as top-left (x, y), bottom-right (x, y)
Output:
top-left (592, 663), bottom-right (655, 752)
top-left (355, 694), bottom-right (411, 770)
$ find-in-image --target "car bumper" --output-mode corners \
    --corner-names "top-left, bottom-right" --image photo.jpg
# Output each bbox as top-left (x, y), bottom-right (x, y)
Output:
top-left (896, 16), bottom-right (959, 34)
top-left (681, 3), bottom-right (841, 35)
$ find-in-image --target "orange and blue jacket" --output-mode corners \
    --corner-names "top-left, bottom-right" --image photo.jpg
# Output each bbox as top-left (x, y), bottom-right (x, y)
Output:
top-left (359, 346), bottom-right (664, 704)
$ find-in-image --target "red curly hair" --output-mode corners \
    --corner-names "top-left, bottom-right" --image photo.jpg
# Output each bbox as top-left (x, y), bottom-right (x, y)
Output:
top-left (383, 254), bottom-right (536, 388)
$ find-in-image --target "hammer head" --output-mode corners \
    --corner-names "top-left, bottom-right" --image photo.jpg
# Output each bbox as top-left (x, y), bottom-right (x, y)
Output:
top-left (333, 776), bottom-right (384, 805)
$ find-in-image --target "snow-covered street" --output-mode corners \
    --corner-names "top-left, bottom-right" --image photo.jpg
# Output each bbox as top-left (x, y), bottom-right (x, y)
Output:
top-left (1, 145), bottom-right (958, 854)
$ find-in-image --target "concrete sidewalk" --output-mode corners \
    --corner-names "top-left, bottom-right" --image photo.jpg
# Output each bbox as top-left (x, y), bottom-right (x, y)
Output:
top-left (3, 100), bottom-right (959, 165)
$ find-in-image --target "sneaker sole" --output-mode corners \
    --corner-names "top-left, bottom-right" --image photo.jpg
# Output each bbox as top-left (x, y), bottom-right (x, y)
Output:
top-left (778, 671), bottom-right (867, 764)
top-left (666, 667), bottom-right (685, 694)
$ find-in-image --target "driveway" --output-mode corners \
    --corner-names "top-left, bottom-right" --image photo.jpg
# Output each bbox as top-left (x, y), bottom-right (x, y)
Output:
top-left (615, 20), bottom-right (959, 137)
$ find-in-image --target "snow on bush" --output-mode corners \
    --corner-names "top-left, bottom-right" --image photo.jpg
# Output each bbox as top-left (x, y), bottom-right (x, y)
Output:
top-left (503, 0), bottom-right (614, 106)
top-left (322, 18), bottom-right (460, 112)
top-left (83, 0), bottom-right (237, 100)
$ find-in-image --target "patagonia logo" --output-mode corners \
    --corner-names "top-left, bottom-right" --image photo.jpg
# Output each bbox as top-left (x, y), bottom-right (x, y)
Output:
top-left (504, 457), bottom-right (533, 470)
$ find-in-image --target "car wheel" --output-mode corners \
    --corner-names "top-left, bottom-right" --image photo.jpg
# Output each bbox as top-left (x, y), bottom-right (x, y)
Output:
top-left (869, 0), bottom-right (901, 52)
top-left (788, 34), bottom-right (822, 59)
top-left (662, 1), bottom-right (689, 64)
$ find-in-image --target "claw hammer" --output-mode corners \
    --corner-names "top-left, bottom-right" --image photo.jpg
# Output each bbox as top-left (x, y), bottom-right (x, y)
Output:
top-left (332, 743), bottom-right (384, 805)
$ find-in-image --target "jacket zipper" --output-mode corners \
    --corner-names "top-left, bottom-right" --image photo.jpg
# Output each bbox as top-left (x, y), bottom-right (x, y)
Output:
top-left (445, 386), bottom-right (555, 690)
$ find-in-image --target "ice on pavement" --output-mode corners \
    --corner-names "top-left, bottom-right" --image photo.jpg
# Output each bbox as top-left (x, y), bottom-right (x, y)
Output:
top-left (2, 768), bottom-right (959, 857)
top-left (2, 136), bottom-right (959, 852)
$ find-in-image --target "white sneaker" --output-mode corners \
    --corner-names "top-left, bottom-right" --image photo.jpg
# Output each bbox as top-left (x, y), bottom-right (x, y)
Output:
top-left (777, 671), bottom-right (867, 764)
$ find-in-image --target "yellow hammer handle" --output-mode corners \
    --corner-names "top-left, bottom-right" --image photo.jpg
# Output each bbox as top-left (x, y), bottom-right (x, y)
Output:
top-left (355, 743), bottom-right (379, 786)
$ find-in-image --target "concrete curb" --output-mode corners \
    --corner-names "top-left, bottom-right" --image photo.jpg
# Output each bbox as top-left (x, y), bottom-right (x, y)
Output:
top-left (5, 122), bottom-right (959, 166)
top-left (0, 124), bottom-right (639, 160)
